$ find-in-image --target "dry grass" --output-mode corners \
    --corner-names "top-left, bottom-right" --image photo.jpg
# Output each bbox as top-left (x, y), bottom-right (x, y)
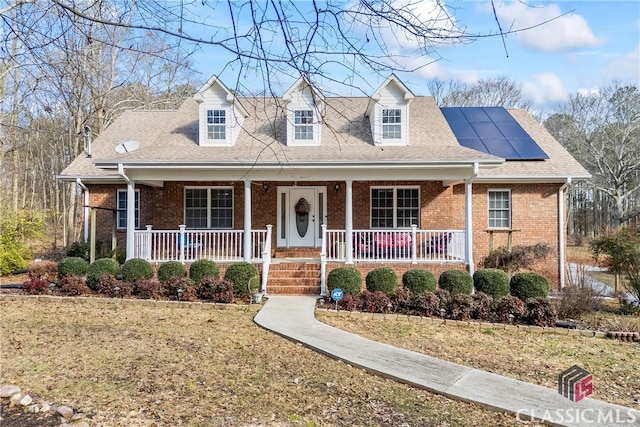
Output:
top-left (1, 298), bottom-right (520, 427)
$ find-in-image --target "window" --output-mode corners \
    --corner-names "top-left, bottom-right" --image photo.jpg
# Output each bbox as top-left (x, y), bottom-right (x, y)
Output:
top-left (371, 187), bottom-right (419, 228)
top-left (294, 110), bottom-right (314, 140)
top-left (488, 190), bottom-right (511, 228)
top-left (116, 190), bottom-right (140, 229)
top-left (382, 109), bottom-right (401, 139)
top-left (207, 110), bottom-right (226, 140)
top-left (185, 187), bottom-right (233, 229)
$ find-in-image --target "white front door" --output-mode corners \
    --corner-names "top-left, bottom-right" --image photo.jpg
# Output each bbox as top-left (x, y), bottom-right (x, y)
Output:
top-left (278, 187), bottom-right (326, 248)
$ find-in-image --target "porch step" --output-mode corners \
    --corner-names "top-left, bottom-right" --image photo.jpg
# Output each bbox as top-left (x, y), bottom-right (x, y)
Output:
top-left (267, 261), bottom-right (321, 295)
top-left (274, 248), bottom-right (321, 259)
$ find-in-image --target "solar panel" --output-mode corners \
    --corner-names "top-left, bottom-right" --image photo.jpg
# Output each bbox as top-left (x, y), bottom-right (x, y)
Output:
top-left (441, 107), bottom-right (549, 160)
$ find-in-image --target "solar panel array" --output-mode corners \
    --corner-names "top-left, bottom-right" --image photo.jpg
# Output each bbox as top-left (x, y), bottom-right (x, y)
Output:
top-left (440, 107), bottom-right (549, 160)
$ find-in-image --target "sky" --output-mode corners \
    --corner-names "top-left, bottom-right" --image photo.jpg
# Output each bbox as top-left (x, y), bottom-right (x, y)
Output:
top-left (192, 1), bottom-right (640, 111)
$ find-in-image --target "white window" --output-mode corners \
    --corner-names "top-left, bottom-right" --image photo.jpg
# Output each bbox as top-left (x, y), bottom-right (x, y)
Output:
top-left (382, 109), bottom-right (402, 139)
top-left (185, 187), bottom-right (233, 229)
top-left (488, 190), bottom-right (511, 228)
top-left (294, 110), bottom-right (314, 140)
top-left (371, 187), bottom-right (419, 228)
top-left (116, 190), bottom-right (140, 229)
top-left (207, 109), bottom-right (226, 140)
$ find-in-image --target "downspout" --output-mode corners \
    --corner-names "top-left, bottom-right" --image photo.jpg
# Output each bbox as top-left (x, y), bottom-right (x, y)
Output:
top-left (118, 164), bottom-right (135, 260)
top-left (76, 178), bottom-right (89, 242)
top-left (558, 178), bottom-right (571, 289)
top-left (465, 163), bottom-right (479, 276)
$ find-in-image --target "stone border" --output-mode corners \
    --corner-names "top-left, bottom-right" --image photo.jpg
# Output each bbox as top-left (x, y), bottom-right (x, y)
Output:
top-left (315, 307), bottom-right (608, 338)
top-left (0, 293), bottom-right (263, 312)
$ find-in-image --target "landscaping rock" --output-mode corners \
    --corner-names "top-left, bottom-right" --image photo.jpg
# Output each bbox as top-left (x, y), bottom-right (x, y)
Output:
top-left (0, 385), bottom-right (21, 397)
top-left (56, 404), bottom-right (75, 419)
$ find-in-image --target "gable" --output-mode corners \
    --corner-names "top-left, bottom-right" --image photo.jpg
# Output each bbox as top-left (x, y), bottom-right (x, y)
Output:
top-left (194, 76), bottom-right (247, 147)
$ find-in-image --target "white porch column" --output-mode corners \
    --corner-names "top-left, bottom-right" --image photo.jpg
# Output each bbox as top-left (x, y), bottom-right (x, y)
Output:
top-left (558, 179), bottom-right (570, 289)
top-left (126, 179), bottom-right (136, 260)
top-left (244, 180), bottom-right (252, 262)
top-left (345, 180), bottom-right (354, 264)
top-left (464, 177), bottom-right (474, 275)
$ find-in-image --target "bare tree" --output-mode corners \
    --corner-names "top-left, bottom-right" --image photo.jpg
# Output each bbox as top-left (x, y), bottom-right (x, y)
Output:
top-left (427, 76), bottom-right (533, 110)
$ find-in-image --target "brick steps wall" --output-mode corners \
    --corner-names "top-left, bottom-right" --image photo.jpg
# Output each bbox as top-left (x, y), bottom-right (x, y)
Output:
top-left (267, 261), bottom-right (321, 295)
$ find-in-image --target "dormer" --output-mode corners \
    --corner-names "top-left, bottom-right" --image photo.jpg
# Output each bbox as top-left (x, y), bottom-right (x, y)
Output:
top-left (366, 74), bottom-right (414, 146)
top-left (282, 76), bottom-right (325, 146)
top-left (194, 76), bottom-right (248, 147)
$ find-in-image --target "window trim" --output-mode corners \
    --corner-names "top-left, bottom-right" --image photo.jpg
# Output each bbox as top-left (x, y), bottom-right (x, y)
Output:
top-left (370, 186), bottom-right (420, 229)
top-left (116, 189), bottom-right (140, 230)
top-left (206, 109), bottom-right (227, 140)
top-left (294, 109), bottom-right (314, 140)
top-left (382, 108), bottom-right (402, 140)
top-left (487, 189), bottom-right (512, 229)
top-left (184, 186), bottom-right (234, 229)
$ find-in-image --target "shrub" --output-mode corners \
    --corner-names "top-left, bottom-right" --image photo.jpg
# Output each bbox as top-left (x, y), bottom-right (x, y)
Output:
top-left (472, 292), bottom-right (493, 321)
top-left (510, 272), bottom-right (550, 301)
top-left (361, 290), bottom-right (391, 313)
top-left (434, 288), bottom-right (452, 313)
top-left (473, 269), bottom-right (510, 299)
top-left (556, 286), bottom-right (602, 319)
top-left (135, 280), bottom-right (163, 299)
top-left (412, 292), bottom-right (440, 317)
top-left (86, 258), bottom-right (121, 289)
top-left (365, 267), bottom-right (398, 294)
top-left (66, 241), bottom-right (90, 262)
top-left (224, 262), bottom-right (259, 298)
top-left (57, 257), bottom-right (89, 279)
top-left (390, 287), bottom-right (413, 313)
top-left (438, 270), bottom-right (473, 295)
top-left (482, 243), bottom-right (552, 274)
top-left (164, 277), bottom-right (197, 301)
top-left (157, 261), bottom-right (187, 283)
top-left (59, 275), bottom-right (91, 296)
top-left (494, 296), bottom-right (525, 323)
top-left (402, 269), bottom-right (436, 295)
top-left (327, 267), bottom-right (362, 295)
top-left (448, 294), bottom-right (474, 320)
top-left (121, 258), bottom-right (154, 283)
top-left (28, 262), bottom-right (58, 282)
top-left (337, 294), bottom-right (363, 311)
top-left (95, 273), bottom-right (132, 298)
top-left (23, 278), bottom-right (51, 295)
top-left (1, 211), bottom-right (44, 275)
top-left (525, 297), bottom-right (557, 327)
top-left (189, 259), bottom-right (220, 284)
top-left (197, 276), bottom-right (234, 303)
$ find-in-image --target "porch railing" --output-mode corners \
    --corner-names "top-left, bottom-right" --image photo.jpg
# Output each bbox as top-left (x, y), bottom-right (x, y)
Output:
top-left (133, 225), bottom-right (269, 263)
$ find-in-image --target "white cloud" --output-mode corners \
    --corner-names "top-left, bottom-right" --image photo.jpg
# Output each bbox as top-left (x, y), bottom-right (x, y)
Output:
top-left (522, 72), bottom-right (568, 105)
top-left (604, 44), bottom-right (640, 82)
top-left (493, 2), bottom-right (601, 52)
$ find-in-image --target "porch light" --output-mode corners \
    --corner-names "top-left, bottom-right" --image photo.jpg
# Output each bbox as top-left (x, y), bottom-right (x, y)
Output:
top-left (263, 183), bottom-right (269, 193)
top-left (334, 183), bottom-right (340, 193)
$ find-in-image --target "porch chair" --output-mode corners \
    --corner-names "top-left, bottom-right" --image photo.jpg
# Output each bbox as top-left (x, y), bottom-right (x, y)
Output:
top-left (425, 232), bottom-right (451, 256)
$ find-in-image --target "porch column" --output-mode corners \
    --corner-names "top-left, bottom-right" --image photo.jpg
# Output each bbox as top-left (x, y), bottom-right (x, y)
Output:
top-left (464, 178), bottom-right (474, 275)
top-left (243, 180), bottom-right (252, 262)
top-left (126, 179), bottom-right (136, 260)
top-left (345, 179), bottom-right (353, 264)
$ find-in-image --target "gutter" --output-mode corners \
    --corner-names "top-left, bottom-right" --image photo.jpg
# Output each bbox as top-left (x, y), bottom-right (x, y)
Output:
top-left (76, 178), bottom-right (90, 242)
top-left (118, 163), bottom-right (130, 183)
top-left (558, 177), bottom-right (572, 289)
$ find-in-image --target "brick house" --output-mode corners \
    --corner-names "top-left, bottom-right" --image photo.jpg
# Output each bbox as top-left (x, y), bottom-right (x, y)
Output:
top-left (59, 75), bottom-right (590, 295)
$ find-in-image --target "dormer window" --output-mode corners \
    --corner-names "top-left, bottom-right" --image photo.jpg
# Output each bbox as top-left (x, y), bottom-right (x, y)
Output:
top-left (382, 109), bottom-right (402, 139)
top-left (294, 110), bottom-right (314, 140)
top-left (207, 110), bottom-right (226, 140)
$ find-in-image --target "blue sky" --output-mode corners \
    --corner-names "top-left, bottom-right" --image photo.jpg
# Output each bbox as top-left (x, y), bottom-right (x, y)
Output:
top-left (192, 1), bottom-right (639, 111)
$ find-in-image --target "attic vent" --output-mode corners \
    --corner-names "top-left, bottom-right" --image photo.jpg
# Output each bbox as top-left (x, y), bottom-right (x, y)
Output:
top-left (115, 140), bottom-right (140, 154)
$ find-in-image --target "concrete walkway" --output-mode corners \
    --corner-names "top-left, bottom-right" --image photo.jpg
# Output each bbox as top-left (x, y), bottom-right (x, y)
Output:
top-left (254, 296), bottom-right (640, 427)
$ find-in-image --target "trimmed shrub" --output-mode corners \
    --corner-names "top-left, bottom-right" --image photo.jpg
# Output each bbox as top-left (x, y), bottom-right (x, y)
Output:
top-left (164, 277), bottom-right (197, 301)
top-left (197, 276), bottom-right (234, 303)
top-left (59, 275), bottom-right (91, 296)
top-left (449, 293), bottom-right (474, 320)
top-left (365, 267), bottom-right (398, 294)
top-left (157, 261), bottom-right (187, 283)
top-left (327, 267), bottom-right (362, 295)
top-left (338, 294), bottom-right (363, 311)
top-left (189, 259), bottom-right (220, 284)
top-left (438, 270), bottom-right (473, 295)
top-left (525, 297), bottom-right (557, 327)
top-left (135, 280), bottom-right (163, 299)
top-left (402, 269), bottom-right (436, 295)
top-left (224, 262), bottom-right (259, 298)
top-left (28, 262), bottom-right (58, 282)
top-left (412, 292), bottom-right (440, 317)
top-left (390, 287), bottom-right (413, 313)
top-left (494, 295), bottom-right (525, 323)
top-left (95, 273), bottom-right (132, 298)
top-left (87, 258), bottom-right (121, 289)
top-left (23, 278), bottom-right (51, 295)
top-left (121, 258), bottom-right (154, 283)
top-left (57, 257), bottom-right (89, 279)
top-left (361, 290), bottom-right (391, 313)
top-left (434, 288), bottom-right (452, 313)
top-left (510, 272), bottom-right (550, 301)
top-left (472, 292), bottom-right (493, 321)
top-left (473, 269), bottom-right (510, 299)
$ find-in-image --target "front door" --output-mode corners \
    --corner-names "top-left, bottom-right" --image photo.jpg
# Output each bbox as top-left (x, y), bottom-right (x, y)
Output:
top-left (277, 186), bottom-right (326, 248)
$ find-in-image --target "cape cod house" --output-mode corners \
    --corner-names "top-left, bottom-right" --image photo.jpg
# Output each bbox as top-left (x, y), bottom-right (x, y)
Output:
top-left (58, 75), bottom-right (590, 295)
